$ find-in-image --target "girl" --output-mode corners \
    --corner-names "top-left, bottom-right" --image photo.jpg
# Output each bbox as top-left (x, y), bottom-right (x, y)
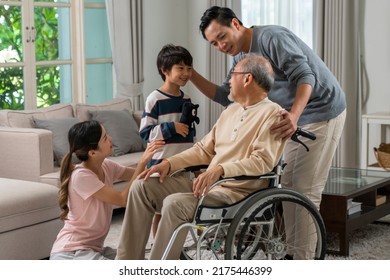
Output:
top-left (50, 120), bottom-right (164, 260)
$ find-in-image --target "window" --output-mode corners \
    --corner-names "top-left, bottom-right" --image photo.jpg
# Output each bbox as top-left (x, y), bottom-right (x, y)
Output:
top-left (84, 0), bottom-right (112, 104)
top-left (0, 0), bottom-right (113, 110)
top-left (240, 0), bottom-right (314, 49)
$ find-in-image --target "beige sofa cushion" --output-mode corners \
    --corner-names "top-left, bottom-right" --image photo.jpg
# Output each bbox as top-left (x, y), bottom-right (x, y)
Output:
top-left (0, 178), bottom-right (60, 233)
top-left (39, 169), bottom-right (61, 187)
top-left (0, 104), bottom-right (74, 128)
top-left (75, 98), bottom-right (133, 121)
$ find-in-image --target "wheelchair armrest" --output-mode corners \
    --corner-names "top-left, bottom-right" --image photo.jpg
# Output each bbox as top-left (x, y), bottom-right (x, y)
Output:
top-left (183, 165), bottom-right (209, 172)
top-left (182, 166), bottom-right (275, 180)
top-left (226, 174), bottom-right (271, 181)
top-left (219, 172), bottom-right (276, 182)
top-left (198, 172), bottom-right (276, 202)
top-left (169, 165), bottom-right (209, 177)
top-left (171, 164), bottom-right (276, 200)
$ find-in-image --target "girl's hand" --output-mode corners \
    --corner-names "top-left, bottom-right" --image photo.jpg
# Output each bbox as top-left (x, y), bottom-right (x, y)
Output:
top-left (174, 122), bottom-right (189, 137)
top-left (141, 139), bottom-right (165, 163)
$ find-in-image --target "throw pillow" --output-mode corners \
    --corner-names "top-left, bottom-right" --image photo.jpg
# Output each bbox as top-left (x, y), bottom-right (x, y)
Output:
top-left (90, 109), bottom-right (144, 156)
top-left (33, 117), bottom-right (79, 165)
top-left (1, 104), bottom-right (74, 128)
top-left (75, 98), bottom-right (133, 121)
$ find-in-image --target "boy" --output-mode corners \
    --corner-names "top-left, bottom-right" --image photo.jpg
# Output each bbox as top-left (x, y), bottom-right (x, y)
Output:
top-left (139, 44), bottom-right (197, 236)
top-left (140, 44), bottom-right (196, 168)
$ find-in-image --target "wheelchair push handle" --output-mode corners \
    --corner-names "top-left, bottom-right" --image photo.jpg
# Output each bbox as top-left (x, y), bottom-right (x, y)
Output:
top-left (295, 127), bottom-right (316, 140)
top-left (290, 128), bottom-right (316, 152)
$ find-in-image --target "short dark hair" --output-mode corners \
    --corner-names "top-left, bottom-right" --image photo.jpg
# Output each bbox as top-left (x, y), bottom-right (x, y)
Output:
top-left (199, 6), bottom-right (243, 40)
top-left (157, 44), bottom-right (193, 81)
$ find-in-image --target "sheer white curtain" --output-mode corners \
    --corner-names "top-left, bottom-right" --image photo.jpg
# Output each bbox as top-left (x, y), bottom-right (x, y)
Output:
top-left (206, 0), bottom-right (230, 129)
top-left (316, 0), bottom-right (361, 168)
top-left (105, 0), bottom-right (144, 110)
top-left (241, 0), bottom-right (313, 48)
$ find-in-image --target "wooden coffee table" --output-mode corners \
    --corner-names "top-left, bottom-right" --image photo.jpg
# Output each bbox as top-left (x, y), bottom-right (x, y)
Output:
top-left (320, 167), bottom-right (390, 256)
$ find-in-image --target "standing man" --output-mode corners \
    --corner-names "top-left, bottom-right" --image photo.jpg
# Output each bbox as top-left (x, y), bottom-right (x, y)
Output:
top-left (191, 6), bottom-right (346, 259)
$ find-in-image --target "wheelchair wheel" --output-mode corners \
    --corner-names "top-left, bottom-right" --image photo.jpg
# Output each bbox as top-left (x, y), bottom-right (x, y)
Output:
top-left (225, 188), bottom-right (326, 260)
top-left (180, 224), bottom-right (230, 260)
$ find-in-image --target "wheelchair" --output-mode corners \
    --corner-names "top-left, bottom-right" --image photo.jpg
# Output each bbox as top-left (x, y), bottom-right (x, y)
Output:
top-left (161, 128), bottom-right (327, 260)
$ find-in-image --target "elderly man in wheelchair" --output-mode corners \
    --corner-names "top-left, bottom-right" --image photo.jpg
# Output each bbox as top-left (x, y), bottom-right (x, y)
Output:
top-left (116, 54), bottom-right (326, 260)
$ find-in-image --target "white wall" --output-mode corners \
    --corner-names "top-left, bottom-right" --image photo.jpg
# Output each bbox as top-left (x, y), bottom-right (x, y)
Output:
top-left (143, 0), bottom-right (210, 138)
top-left (143, 0), bottom-right (190, 95)
top-left (362, 0), bottom-right (390, 165)
top-left (364, 0), bottom-right (390, 114)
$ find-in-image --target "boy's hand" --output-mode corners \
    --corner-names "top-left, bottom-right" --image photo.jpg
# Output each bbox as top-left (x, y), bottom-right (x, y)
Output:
top-left (174, 122), bottom-right (189, 137)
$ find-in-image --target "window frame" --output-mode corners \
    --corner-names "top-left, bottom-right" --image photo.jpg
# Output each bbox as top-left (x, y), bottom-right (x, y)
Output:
top-left (0, 0), bottom-right (113, 109)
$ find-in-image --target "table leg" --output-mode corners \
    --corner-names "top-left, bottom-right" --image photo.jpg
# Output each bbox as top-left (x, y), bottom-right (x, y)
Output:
top-left (339, 231), bottom-right (350, 256)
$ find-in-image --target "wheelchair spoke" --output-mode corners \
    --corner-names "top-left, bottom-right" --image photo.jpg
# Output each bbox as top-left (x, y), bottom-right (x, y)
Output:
top-left (180, 224), bottom-right (229, 260)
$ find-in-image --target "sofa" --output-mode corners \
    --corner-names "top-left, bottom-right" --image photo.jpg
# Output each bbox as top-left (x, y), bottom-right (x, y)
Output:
top-left (0, 98), bottom-right (145, 259)
top-left (0, 178), bottom-right (62, 260)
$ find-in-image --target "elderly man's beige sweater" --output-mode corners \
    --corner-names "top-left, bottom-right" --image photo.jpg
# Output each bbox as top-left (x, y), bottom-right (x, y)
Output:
top-left (168, 98), bottom-right (286, 200)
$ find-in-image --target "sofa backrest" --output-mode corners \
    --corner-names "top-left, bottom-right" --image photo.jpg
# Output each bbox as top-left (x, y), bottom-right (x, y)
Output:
top-left (0, 104), bottom-right (74, 128)
top-left (0, 98), bottom-right (136, 128)
top-left (74, 98), bottom-right (133, 121)
top-left (0, 98), bottom-right (144, 166)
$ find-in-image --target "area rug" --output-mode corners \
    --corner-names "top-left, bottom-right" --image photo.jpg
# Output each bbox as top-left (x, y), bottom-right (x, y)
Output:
top-left (105, 209), bottom-right (154, 255)
top-left (106, 209), bottom-right (390, 260)
top-left (326, 222), bottom-right (390, 260)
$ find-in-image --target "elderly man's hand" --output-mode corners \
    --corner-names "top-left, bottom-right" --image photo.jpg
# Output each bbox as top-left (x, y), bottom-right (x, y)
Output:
top-left (192, 165), bottom-right (224, 199)
top-left (137, 160), bottom-right (170, 183)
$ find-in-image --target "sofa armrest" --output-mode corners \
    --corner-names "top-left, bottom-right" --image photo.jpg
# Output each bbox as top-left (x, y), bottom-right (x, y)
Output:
top-left (0, 127), bottom-right (54, 182)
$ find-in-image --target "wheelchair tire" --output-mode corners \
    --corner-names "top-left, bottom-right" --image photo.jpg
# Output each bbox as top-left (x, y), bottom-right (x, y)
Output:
top-left (225, 188), bottom-right (326, 260)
